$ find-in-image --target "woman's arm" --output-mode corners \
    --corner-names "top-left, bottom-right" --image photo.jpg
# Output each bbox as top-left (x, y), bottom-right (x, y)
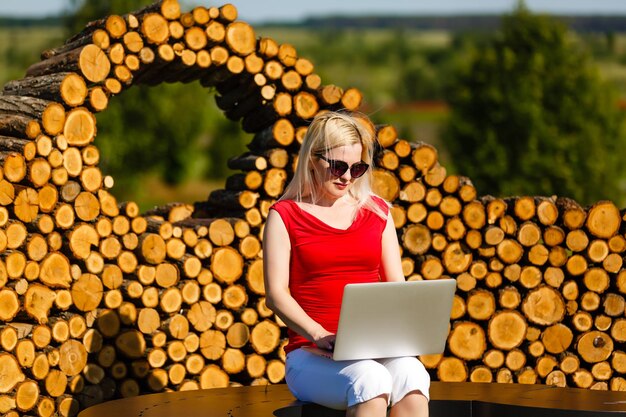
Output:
top-left (263, 210), bottom-right (335, 349)
top-left (380, 213), bottom-right (405, 282)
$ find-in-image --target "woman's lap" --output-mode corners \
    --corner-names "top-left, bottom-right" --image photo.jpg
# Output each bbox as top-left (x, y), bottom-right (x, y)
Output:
top-left (285, 349), bottom-right (430, 410)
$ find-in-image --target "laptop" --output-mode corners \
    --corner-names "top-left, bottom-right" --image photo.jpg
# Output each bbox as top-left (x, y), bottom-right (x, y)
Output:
top-left (303, 279), bottom-right (456, 361)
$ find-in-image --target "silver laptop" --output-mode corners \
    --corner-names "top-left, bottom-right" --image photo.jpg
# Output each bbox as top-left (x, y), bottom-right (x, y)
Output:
top-left (304, 279), bottom-right (456, 361)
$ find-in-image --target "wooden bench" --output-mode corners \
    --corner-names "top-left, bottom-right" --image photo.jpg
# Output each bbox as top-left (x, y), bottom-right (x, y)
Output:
top-left (78, 382), bottom-right (626, 417)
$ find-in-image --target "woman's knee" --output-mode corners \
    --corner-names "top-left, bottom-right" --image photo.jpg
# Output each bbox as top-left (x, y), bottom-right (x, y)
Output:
top-left (380, 357), bottom-right (431, 403)
top-left (345, 361), bottom-right (393, 407)
top-left (385, 356), bottom-right (430, 380)
top-left (390, 390), bottom-right (429, 417)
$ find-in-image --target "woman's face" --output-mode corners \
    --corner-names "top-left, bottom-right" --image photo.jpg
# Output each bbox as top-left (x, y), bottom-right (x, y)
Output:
top-left (312, 143), bottom-right (364, 204)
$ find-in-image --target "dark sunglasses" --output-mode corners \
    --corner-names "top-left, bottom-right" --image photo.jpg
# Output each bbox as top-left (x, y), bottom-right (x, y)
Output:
top-left (316, 155), bottom-right (369, 178)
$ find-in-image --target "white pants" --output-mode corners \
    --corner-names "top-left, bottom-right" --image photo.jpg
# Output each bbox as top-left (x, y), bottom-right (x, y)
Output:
top-left (285, 348), bottom-right (430, 410)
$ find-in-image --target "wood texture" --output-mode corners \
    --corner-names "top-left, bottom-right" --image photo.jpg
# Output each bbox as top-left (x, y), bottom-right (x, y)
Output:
top-left (1, 1), bottom-right (626, 416)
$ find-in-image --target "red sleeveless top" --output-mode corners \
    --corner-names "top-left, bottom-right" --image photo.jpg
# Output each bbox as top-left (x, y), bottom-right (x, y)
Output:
top-left (270, 196), bottom-right (389, 354)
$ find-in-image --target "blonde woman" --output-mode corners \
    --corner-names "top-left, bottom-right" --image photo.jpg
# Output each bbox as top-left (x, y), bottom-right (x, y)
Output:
top-left (263, 111), bottom-right (430, 417)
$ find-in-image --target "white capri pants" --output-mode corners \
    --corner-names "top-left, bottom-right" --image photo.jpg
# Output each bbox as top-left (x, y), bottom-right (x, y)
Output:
top-left (285, 348), bottom-right (430, 410)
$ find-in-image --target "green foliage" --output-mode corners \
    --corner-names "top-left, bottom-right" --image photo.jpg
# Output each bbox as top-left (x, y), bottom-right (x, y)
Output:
top-left (443, 4), bottom-right (626, 205)
top-left (95, 84), bottom-right (209, 188)
top-left (0, 27), bottom-right (65, 83)
top-left (394, 54), bottom-right (441, 101)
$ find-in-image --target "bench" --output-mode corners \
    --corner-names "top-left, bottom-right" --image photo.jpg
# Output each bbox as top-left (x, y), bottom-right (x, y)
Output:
top-left (78, 382), bottom-right (626, 417)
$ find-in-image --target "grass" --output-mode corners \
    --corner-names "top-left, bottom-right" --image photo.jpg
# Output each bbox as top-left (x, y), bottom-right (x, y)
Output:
top-left (596, 60), bottom-right (626, 97)
top-left (256, 26), bottom-right (452, 49)
top-left (0, 26), bottom-right (65, 85)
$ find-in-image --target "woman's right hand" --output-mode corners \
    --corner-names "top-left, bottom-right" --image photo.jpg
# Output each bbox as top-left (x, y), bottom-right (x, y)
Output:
top-left (313, 330), bottom-right (336, 351)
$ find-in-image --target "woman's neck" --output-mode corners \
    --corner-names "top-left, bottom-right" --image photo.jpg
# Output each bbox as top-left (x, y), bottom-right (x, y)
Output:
top-left (304, 193), bottom-right (356, 208)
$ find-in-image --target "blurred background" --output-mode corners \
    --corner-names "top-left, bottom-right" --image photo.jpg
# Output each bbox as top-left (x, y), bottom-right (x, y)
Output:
top-left (2, 0), bottom-right (626, 210)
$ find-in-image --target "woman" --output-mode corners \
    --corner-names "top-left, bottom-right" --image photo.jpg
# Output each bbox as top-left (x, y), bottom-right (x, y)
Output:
top-left (263, 110), bottom-right (430, 417)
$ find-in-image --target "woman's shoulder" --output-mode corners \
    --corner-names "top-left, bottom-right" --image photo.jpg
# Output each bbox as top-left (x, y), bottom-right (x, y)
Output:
top-left (369, 194), bottom-right (390, 213)
top-left (270, 199), bottom-right (298, 218)
top-left (271, 199), bottom-right (295, 210)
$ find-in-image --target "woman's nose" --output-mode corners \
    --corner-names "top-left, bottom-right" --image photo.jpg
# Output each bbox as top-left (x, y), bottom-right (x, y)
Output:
top-left (339, 170), bottom-right (352, 180)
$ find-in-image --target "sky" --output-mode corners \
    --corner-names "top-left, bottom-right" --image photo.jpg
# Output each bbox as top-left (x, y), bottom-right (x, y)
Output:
top-left (2, 0), bottom-right (626, 22)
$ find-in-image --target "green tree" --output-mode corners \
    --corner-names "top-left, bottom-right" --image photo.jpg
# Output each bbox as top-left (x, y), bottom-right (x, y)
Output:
top-left (443, 3), bottom-right (626, 205)
top-left (94, 84), bottom-right (214, 191)
top-left (394, 55), bottom-right (440, 101)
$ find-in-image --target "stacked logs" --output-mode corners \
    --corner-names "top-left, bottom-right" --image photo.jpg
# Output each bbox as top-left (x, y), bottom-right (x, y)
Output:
top-left (0, 0), bottom-right (626, 416)
top-left (370, 131), bottom-right (626, 390)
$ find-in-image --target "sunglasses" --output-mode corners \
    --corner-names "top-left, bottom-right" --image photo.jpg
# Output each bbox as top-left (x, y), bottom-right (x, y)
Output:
top-left (317, 155), bottom-right (369, 179)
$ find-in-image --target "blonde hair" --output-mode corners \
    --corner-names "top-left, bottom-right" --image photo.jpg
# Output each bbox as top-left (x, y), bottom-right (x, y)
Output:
top-left (280, 110), bottom-right (387, 219)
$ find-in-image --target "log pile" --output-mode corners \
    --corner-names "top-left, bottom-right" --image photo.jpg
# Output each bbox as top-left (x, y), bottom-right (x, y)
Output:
top-left (0, 0), bottom-right (625, 415)
top-left (375, 141), bottom-right (626, 391)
